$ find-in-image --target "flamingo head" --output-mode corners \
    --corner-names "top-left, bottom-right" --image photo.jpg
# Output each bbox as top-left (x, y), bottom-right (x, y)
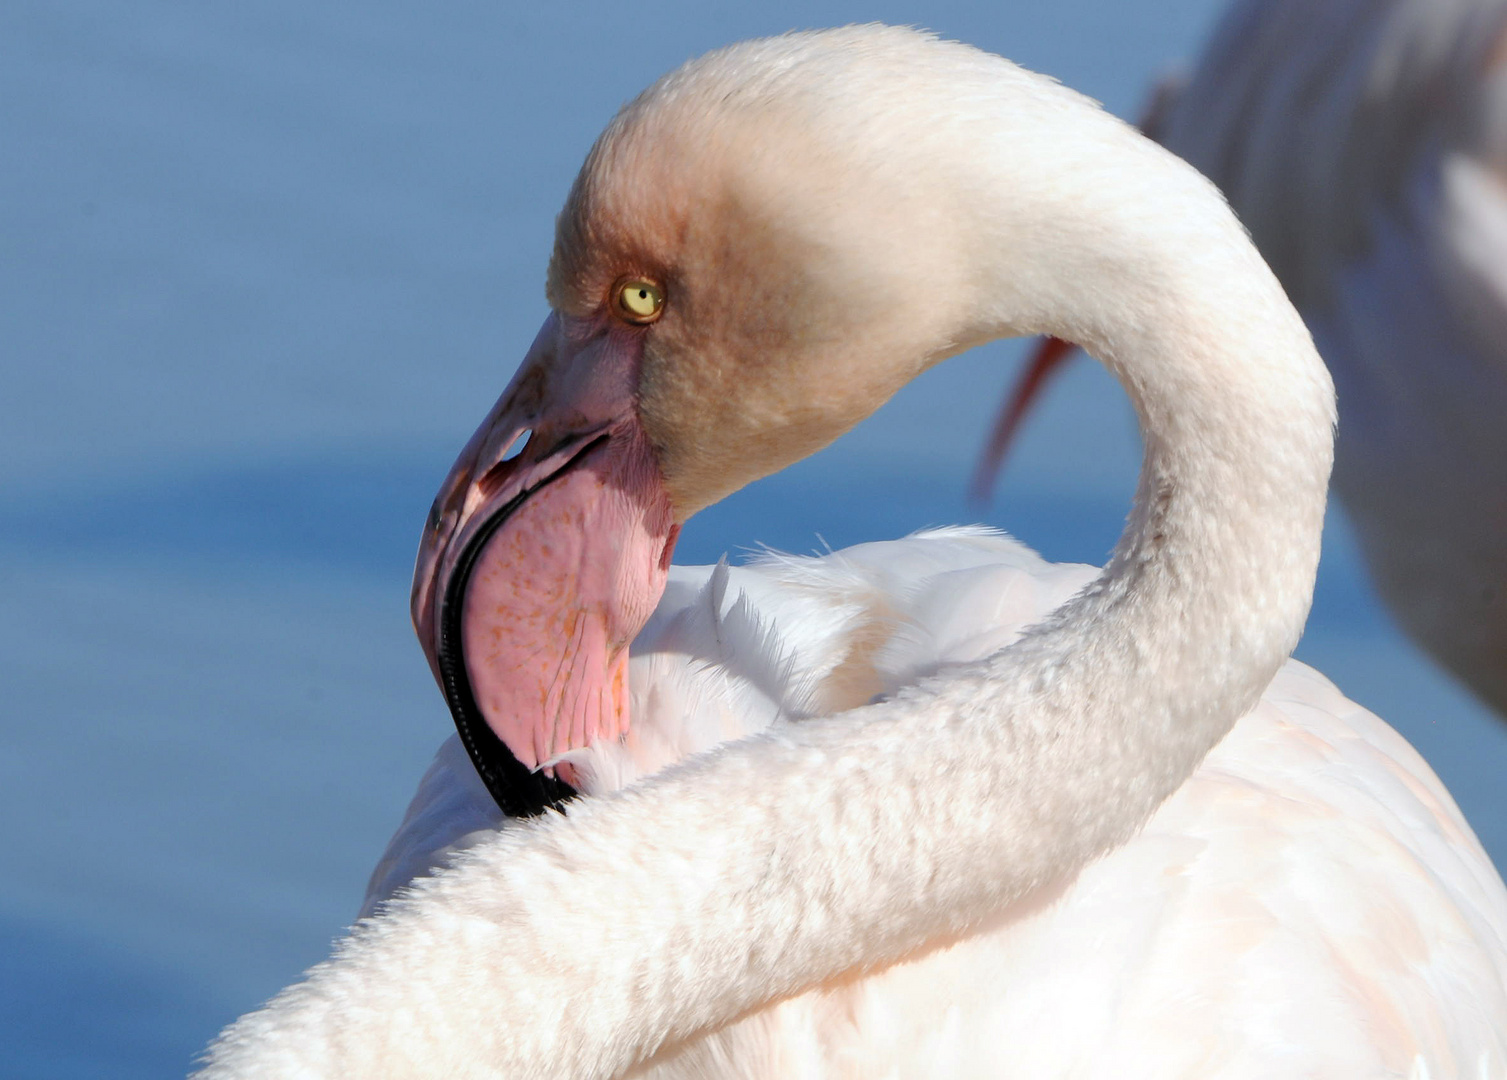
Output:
top-left (410, 29), bottom-right (1052, 815)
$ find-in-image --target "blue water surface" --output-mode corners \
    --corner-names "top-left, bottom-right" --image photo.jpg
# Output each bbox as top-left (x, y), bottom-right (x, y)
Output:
top-left (4, 2), bottom-right (1504, 1076)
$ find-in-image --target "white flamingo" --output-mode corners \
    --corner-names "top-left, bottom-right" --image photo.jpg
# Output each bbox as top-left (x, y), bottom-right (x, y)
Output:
top-left (979, 0), bottom-right (1507, 716)
top-left (196, 27), bottom-right (1507, 1078)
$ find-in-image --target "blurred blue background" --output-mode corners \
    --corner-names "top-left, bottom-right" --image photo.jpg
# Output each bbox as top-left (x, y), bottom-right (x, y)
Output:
top-left (3, 2), bottom-right (1504, 1076)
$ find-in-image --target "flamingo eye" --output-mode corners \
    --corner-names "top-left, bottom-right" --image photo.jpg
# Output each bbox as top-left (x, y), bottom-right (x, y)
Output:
top-left (613, 278), bottom-right (664, 324)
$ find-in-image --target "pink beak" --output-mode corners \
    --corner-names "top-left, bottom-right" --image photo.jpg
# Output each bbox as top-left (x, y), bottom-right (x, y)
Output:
top-left (412, 314), bottom-right (678, 816)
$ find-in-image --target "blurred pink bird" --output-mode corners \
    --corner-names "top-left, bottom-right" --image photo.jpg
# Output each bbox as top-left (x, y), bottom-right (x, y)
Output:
top-left (977, 0), bottom-right (1507, 717)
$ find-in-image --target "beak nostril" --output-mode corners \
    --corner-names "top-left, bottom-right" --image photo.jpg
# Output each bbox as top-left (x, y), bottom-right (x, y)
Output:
top-left (503, 430), bottom-right (533, 462)
top-left (477, 431), bottom-right (535, 499)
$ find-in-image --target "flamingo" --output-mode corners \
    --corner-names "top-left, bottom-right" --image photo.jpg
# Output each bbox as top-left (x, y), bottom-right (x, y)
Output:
top-left (977, 0), bottom-right (1507, 717)
top-left (196, 26), bottom-right (1507, 1078)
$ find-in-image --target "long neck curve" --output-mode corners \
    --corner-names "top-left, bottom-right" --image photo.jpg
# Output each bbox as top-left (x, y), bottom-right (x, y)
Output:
top-left (196, 42), bottom-right (1335, 1080)
top-left (989, 117), bottom-right (1338, 831)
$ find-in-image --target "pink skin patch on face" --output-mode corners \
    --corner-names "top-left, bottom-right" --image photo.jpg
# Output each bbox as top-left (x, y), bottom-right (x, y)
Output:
top-left (459, 415), bottom-right (676, 781)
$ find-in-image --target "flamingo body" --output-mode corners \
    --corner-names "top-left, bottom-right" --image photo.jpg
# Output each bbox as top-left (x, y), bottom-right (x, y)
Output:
top-left (368, 528), bottom-right (1507, 1076)
top-left (194, 28), bottom-right (1507, 1078)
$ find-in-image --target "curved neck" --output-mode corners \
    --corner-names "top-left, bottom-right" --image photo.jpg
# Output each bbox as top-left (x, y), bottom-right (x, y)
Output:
top-left (196, 63), bottom-right (1335, 1080)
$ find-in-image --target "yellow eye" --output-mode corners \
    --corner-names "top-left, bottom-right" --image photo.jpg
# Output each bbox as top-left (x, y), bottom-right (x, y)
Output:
top-left (614, 278), bottom-right (664, 324)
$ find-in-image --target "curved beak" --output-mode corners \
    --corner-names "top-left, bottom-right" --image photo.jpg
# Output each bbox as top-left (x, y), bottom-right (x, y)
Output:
top-left (412, 314), bottom-right (678, 816)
